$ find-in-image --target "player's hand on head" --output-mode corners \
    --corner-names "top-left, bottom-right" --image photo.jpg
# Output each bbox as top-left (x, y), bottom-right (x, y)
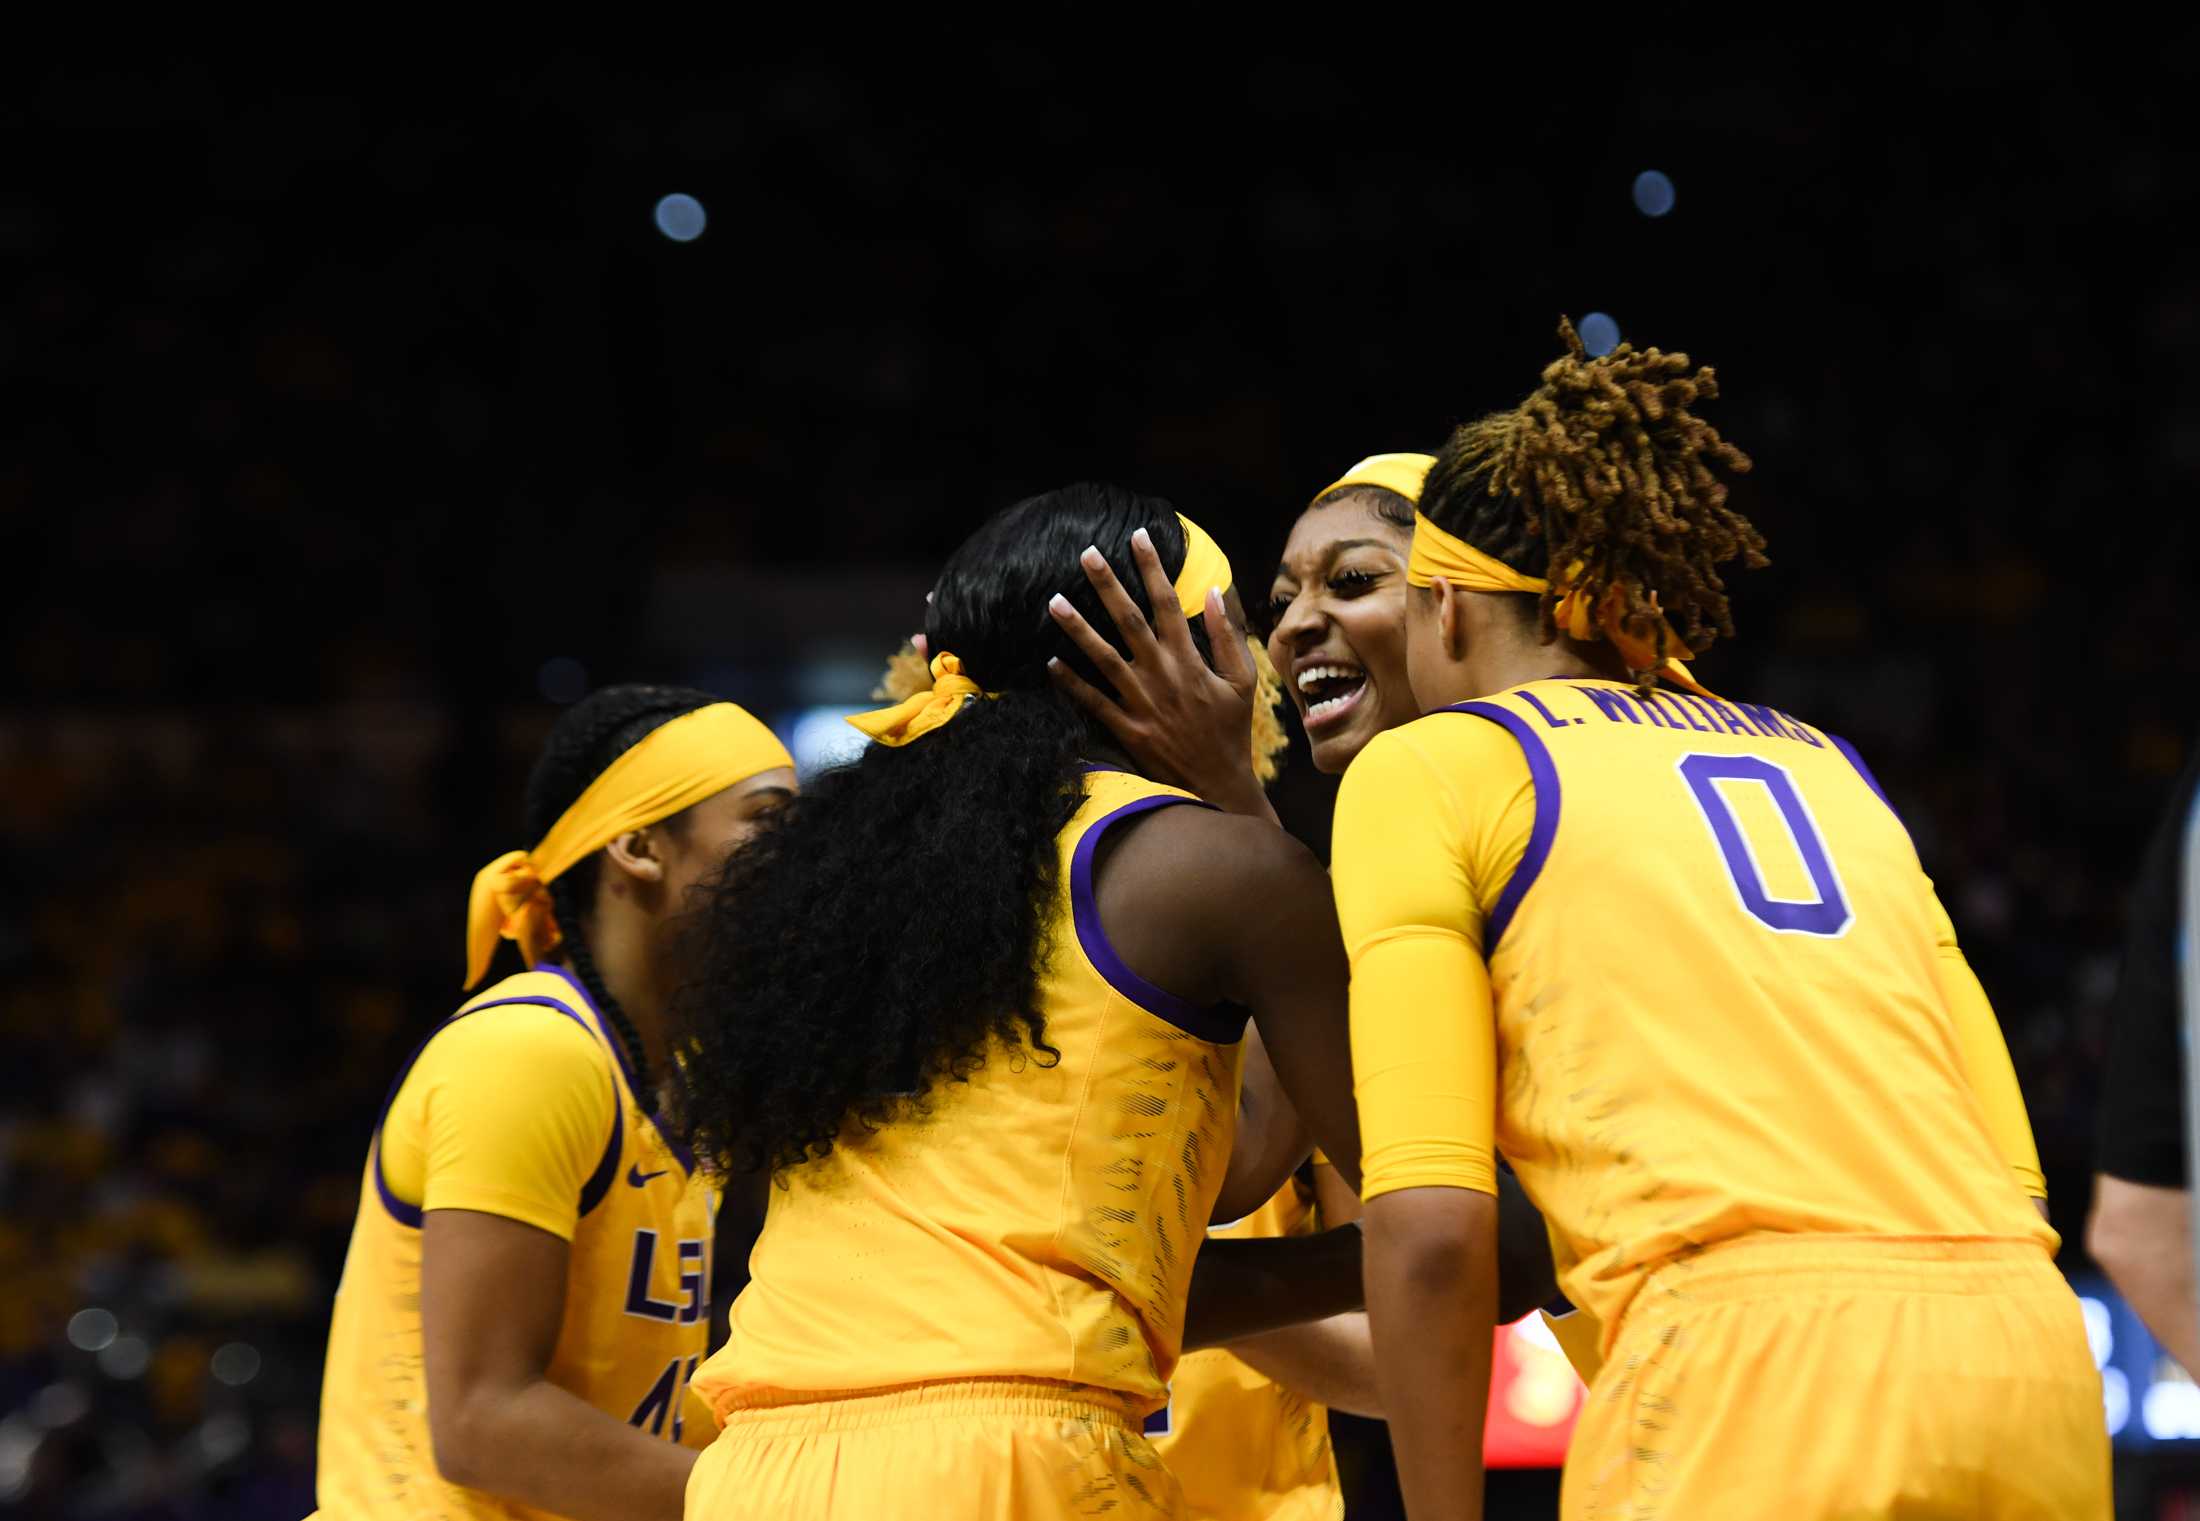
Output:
top-left (1046, 526), bottom-right (1266, 816)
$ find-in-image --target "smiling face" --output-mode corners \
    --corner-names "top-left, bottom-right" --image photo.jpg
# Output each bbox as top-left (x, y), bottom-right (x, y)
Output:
top-left (1264, 491), bottom-right (1423, 774)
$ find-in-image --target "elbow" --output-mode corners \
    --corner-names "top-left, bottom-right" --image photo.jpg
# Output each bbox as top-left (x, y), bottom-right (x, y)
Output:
top-left (427, 1392), bottom-right (498, 1492)
top-left (2087, 1176), bottom-right (2183, 1292)
top-left (1365, 1188), bottom-right (1497, 1298)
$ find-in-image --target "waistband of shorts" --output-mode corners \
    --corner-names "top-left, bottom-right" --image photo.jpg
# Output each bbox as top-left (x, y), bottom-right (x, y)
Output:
top-left (712, 1377), bottom-right (1145, 1434)
top-left (1636, 1233), bottom-right (2060, 1306)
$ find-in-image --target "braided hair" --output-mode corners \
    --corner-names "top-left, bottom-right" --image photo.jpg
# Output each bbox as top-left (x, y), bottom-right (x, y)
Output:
top-left (1419, 319), bottom-right (1766, 678)
top-left (522, 684), bottom-right (721, 1105)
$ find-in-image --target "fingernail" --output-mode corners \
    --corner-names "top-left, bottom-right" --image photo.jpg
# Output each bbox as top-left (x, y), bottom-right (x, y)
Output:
top-left (1132, 527), bottom-right (1152, 550)
top-left (1082, 545), bottom-right (1104, 567)
top-left (1047, 656), bottom-right (1063, 671)
top-left (1049, 593), bottom-right (1072, 615)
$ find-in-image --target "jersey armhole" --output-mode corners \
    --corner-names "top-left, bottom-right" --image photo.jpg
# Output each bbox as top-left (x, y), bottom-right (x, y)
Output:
top-left (370, 995), bottom-right (624, 1229)
top-left (1434, 702), bottom-right (1561, 951)
top-left (1071, 795), bottom-right (1248, 1044)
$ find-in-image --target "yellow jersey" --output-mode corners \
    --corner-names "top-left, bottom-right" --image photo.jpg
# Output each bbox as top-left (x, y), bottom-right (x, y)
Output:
top-left (1333, 678), bottom-right (2053, 1354)
top-left (1148, 1173), bottom-right (1343, 1521)
top-left (314, 967), bottom-right (717, 1521)
top-left (693, 769), bottom-right (1245, 1420)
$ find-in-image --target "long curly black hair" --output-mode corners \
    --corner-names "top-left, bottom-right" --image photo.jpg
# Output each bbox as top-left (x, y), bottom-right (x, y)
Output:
top-left (668, 483), bottom-right (1201, 1178)
top-left (523, 683), bottom-right (722, 1104)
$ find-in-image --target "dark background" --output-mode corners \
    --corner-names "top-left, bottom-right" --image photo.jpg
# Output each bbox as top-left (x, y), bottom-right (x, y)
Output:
top-left (5, 21), bottom-right (2198, 1517)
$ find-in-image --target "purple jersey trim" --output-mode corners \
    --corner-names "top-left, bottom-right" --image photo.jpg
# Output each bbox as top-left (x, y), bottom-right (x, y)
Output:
top-left (1439, 701), bottom-right (1562, 952)
top-left (370, 988), bottom-right (624, 1229)
top-left (534, 962), bottom-right (696, 1176)
top-left (1070, 794), bottom-right (1246, 1045)
top-left (1828, 734), bottom-right (1893, 812)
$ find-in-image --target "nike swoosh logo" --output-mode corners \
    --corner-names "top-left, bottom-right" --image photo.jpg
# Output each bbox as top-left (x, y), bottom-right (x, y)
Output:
top-left (627, 1164), bottom-right (670, 1187)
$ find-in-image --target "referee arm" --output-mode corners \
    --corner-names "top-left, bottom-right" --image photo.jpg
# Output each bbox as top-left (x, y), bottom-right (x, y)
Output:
top-left (2087, 743), bottom-right (2200, 1374)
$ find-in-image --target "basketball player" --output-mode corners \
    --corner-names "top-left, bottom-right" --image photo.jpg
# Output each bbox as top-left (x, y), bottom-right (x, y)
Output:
top-left (1332, 324), bottom-right (2106, 1517)
top-left (669, 485), bottom-right (1369, 1521)
top-left (1048, 457), bottom-right (1580, 1521)
top-left (312, 687), bottom-right (797, 1521)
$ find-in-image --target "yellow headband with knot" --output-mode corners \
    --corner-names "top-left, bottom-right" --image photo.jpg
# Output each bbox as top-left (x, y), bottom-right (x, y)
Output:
top-left (1406, 511), bottom-right (1712, 697)
top-left (844, 650), bottom-right (989, 747)
top-left (1310, 452), bottom-right (1437, 507)
top-left (464, 702), bottom-right (795, 989)
top-left (847, 514), bottom-right (1234, 747)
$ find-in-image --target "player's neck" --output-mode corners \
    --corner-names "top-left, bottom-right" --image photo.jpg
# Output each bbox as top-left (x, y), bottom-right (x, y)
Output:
top-left (1426, 632), bottom-right (1608, 709)
top-left (577, 904), bottom-right (671, 1080)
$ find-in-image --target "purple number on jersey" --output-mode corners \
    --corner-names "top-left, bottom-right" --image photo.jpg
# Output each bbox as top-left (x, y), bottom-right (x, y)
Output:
top-left (1677, 752), bottom-right (1853, 938)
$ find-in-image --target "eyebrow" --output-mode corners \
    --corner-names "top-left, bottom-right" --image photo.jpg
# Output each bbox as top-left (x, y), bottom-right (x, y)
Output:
top-left (1269, 539), bottom-right (1404, 583)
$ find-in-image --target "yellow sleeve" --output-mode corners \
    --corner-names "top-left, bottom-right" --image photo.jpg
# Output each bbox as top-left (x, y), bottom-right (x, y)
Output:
top-left (391, 1004), bottom-right (618, 1240)
top-left (1332, 721), bottom-right (1531, 1202)
top-left (1927, 885), bottom-right (2046, 1200)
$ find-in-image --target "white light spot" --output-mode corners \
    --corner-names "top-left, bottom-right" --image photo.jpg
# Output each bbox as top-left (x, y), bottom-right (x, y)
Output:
top-left (199, 1410), bottom-right (251, 1464)
top-left (2143, 1376), bottom-right (2200, 1439)
top-left (1578, 312), bottom-right (1621, 357)
top-left (537, 656), bottom-right (588, 705)
top-left (2103, 1366), bottom-right (2129, 1436)
top-left (97, 1335), bottom-right (150, 1380)
top-left (1510, 1313), bottom-right (1563, 1354)
top-left (786, 706), bottom-right (872, 777)
top-left (1632, 170), bottom-right (1676, 217)
top-left (65, 1308), bottom-right (117, 1352)
top-left (211, 1342), bottom-right (262, 1387)
top-left (28, 1384), bottom-right (88, 1430)
top-left (0, 1419), bottom-right (38, 1502)
top-left (654, 193), bottom-right (707, 243)
top-left (2079, 1296), bottom-right (2112, 1367)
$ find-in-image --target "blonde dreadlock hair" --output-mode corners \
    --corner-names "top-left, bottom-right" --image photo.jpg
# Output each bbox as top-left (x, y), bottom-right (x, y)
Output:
top-left (874, 635), bottom-right (1291, 784)
top-left (1420, 318), bottom-right (1766, 678)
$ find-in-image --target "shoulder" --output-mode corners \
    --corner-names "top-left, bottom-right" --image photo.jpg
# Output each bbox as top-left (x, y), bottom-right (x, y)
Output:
top-left (418, 998), bottom-right (609, 1089)
top-left (1341, 712), bottom-right (1528, 804)
top-left (1097, 799), bottom-right (1324, 909)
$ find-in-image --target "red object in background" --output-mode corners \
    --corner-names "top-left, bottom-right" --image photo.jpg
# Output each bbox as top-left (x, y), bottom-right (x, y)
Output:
top-left (1483, 1313), bottom-right (1585, 1469)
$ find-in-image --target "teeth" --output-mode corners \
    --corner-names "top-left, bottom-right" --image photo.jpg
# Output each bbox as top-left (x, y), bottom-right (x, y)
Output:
top-left (1307, 688), bottom-right (1362, 719)
top-left (1295, 664), bottom-right (1363, 694)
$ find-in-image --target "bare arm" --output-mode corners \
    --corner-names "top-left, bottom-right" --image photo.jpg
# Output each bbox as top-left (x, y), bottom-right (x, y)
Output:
top-left (2088, 1176), bottom-right (2200, 1372)
top-left (1367, 1187), bottom-right (1498, 1521)
top-left (1182, 1224), bottom-right (1365, 1351)
top-left (1096, 806), bottom-right (1361, 1195)
top-left (1229, 1312), bottom-right (1382, 1417)
top-left (1224, 1163), bottom-right (1380, 1414)
top-left (421, 1209), bottom-right (696, 1521)
top-left (1213, 1027), bottom-right (1313, 1226)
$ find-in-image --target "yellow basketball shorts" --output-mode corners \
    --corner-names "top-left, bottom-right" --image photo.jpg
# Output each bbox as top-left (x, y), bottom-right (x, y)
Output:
top-left (685, 1377), bottom-right (1183, 1521)
top-left (1560, 1237), bottom-right (2109, 1520)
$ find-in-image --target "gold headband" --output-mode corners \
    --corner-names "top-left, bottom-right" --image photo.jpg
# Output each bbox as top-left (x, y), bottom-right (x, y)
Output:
top-left (1172, 513), bottom-right (1232, 617)
top-left (1309, 452), bottom-right (1437, 507)
top-left (464, 702), bottom-right (794, 988)
top-left (1406, 511), bottom-right (1711, 695)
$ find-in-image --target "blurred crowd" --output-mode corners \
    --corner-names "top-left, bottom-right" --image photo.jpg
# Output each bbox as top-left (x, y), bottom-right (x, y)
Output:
top-left (6, 26), bottom-right (2197, 1518)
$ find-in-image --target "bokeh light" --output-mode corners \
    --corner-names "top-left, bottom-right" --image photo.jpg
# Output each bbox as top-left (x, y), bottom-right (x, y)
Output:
top-left (97, 1336), bottom-right (150, 1380)
top-left (785, 705), bottom-right (871, 777)
top-left (654, 193), bottom-right (707, 242)
top-left (1578, 312), bottom-right (1621, 357)
top-left (211, 1342), bottom-right (262, 1387)
top-left (1632, 169), bottom-right (1676, 217)
top-left (65, 1308), bottom-right (117, 1352)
